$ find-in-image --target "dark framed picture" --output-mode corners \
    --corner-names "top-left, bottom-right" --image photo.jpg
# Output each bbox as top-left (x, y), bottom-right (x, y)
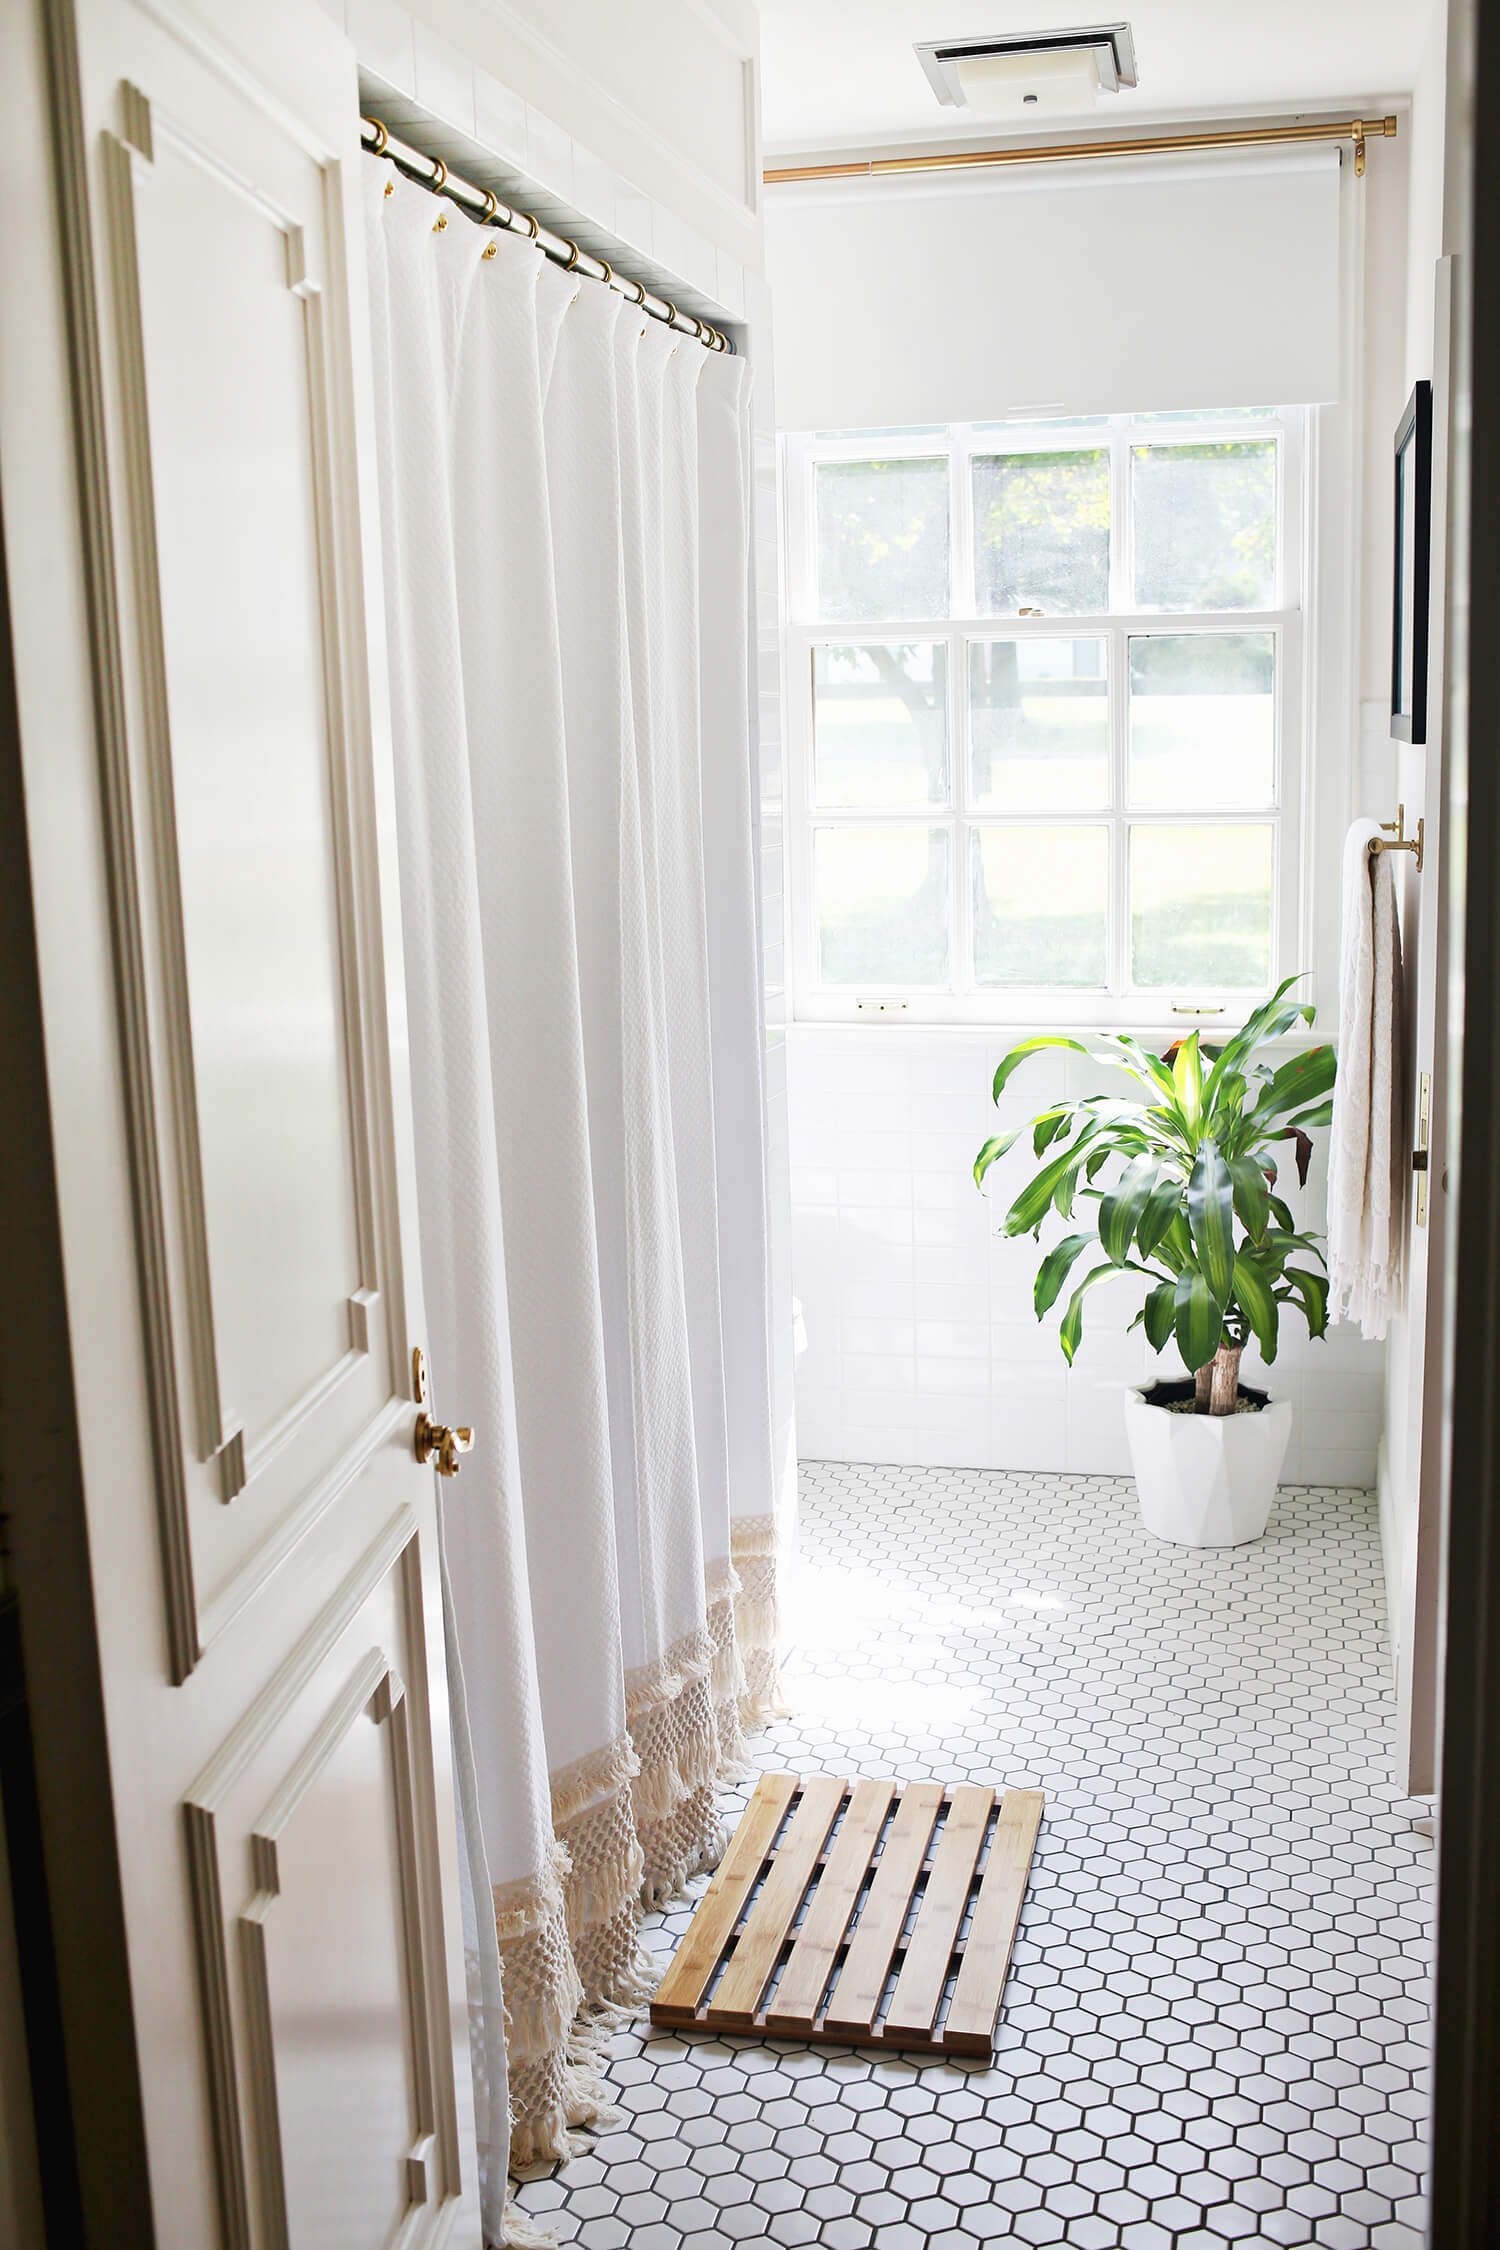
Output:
top-left (1392, 379), bottom-right (1433, 743)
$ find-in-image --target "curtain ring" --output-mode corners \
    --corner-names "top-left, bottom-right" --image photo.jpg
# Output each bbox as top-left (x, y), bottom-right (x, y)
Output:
top-left (597, 258), bottom-right (614, 287)
top-left (562, 238), bottom-right (582, 271)
top-left (663, 299), bottom-right (680, 331)
top-left (626, 276), bottom-right (647, 307)
top-left (430, 158), bottom-right (448, 190)
top-left (479, 189), bottom-right (498, 222)
top-left (367, 119), bottom-right (388, 155)
top-left (521, 212), bottom-right (540, 241)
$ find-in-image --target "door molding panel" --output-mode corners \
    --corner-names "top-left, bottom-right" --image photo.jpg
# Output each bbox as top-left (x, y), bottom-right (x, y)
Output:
top-left (184, 1506), bottom-right (462, 2250)
top-left (35, 0), bottom-right (203, 1684)
top-left (86, 46), bottom-right (414, 1677)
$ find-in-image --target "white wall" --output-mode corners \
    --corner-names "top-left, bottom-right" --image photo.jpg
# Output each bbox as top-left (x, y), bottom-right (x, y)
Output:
top-left (789, 1029), bottom-right (1383, 1481)
top-left (346, 0), bottom-right (761, 271)
top-left (778, 126), bottom-right (1420, 1484)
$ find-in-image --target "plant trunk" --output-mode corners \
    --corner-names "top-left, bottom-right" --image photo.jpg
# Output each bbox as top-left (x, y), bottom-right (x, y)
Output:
top-left (1194, 1362), bottom-right (1213, 1413)
top-left (1207, 1342), bottom-right (1243, 1416)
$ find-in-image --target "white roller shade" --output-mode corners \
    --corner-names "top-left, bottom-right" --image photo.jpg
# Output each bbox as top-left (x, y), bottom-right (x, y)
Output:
top-left (765, 146), bottom-right (1344, 430)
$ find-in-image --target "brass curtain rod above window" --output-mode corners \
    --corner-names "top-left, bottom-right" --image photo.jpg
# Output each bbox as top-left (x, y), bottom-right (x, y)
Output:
top-left (766, 112), bottom-right (1398, 186)
top-left (361, 118), bottom-right (732, 353)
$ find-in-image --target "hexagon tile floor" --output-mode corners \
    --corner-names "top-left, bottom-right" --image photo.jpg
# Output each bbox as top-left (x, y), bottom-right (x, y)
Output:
top-left (513, 1464), bottom-right (1433, 2249)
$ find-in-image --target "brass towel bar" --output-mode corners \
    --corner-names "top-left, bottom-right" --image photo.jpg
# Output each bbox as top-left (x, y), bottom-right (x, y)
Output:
top-left (1370, 804), bottom-right (1424, 873)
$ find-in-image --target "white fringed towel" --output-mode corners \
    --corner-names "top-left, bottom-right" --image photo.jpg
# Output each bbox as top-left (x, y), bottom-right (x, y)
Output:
top-left (1328, 817), bottom-right (1405, 1340)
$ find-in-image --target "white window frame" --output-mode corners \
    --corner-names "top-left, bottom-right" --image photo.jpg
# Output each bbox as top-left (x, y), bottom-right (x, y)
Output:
top-left (781, 409), bottom-right (1310, 1031)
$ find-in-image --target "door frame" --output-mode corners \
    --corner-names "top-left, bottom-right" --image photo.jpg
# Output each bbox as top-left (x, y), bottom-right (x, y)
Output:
top-left (1430, 0), bottom-right (1500, 2236)
top-left (0, 280), bottom-right (154, 2250)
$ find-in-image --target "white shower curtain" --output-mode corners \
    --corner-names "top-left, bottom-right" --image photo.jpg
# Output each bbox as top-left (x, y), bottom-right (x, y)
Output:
top-left (363, 163), bottom-right (782, 2228)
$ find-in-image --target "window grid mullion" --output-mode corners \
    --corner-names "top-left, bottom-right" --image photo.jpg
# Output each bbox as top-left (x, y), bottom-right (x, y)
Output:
top-left (951, 439), bottom-right (974, 996)
top-left (1109, 624), bottom-right (1131, 997)
top-left (795, 414), bottom-right (1300, 1022)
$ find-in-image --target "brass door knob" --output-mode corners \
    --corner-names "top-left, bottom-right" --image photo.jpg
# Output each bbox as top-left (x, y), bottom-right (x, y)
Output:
top-left (414, 1413), bottom-right (475, 1477)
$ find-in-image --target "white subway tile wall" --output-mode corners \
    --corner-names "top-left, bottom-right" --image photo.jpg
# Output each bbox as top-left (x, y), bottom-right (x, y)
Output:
top-left (789, 1028), bottom-right (1385, 1485)
top-left (340, 0), bottom-right (749, 335)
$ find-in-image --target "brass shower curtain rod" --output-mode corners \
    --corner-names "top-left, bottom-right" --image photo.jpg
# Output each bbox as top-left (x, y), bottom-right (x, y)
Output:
top-left (765, 112), bottom-right (1398, 186)
top-left (361, 119), bottom-right (733, 352)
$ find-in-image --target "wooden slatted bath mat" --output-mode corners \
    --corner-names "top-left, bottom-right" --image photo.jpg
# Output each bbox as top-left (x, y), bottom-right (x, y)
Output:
top-left (651, 1773), bottom-right (1044, 2059)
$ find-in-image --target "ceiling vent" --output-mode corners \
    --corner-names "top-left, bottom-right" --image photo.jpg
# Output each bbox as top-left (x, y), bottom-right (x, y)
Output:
top-left (915, 22), bottom-right (1139, 118)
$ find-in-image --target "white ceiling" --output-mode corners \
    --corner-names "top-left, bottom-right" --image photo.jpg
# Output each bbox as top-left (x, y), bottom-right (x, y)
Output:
top-left (759, 0), bottom-right (1437, 153)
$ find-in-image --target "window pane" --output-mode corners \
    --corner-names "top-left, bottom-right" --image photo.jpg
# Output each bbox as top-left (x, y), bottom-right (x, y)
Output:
top-left (816, 457), bottom-right (949, 620)
top-left (973, 826), bottom-right (1108, 987)
top-left (814, 826), bottom-right (950, 986)
top-left (1132, 441), bottom-right (1277, 609)
top-left (972, 449), bottom-right (1110, 616)
top-left (1129, 633), bottom-right (1276, 808)
top-left (969, 638), bottom-right (1108, 810)
top-left (813, 644), bottom-right (947, 806)
top-left (1131, 824), bottom-right (1273, 989)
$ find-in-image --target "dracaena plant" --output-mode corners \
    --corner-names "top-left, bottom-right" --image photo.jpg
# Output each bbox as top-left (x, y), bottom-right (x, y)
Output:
top-left (974, 977), bottom-right (1336, 1414)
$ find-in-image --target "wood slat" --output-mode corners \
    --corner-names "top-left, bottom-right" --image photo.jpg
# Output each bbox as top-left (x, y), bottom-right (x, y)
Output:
top-left (883, 1785), bottom-right (994, 2042)
top-left (764, 1776), bottom-right (896, 2037)
top-left (943, 1788), bottom-right (1045, 2056)
top-left (651, 1773), bottom-right (1044, 2057)
top-left (651, 1772), bottom-right (797, 2024)
top-left (712, 1774), bottom-right (846, 2026)
top-left (820, 1781), bottom-right (945, 2042)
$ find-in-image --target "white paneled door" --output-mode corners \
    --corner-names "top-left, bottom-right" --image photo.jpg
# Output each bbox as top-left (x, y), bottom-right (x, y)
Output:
top-left (0, 0), bottom-right (480, 2242)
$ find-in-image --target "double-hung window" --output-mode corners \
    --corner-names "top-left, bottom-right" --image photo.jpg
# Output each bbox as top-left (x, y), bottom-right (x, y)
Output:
top-left (782, 410), bottom-right (1307, 1025)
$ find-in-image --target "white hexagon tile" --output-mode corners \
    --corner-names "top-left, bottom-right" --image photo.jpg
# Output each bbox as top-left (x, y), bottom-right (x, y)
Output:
top-left (513, 1466), bottom-right (1432, 2249)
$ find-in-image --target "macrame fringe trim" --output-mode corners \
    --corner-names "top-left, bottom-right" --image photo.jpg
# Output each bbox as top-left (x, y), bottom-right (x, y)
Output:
top-left (638, 1781), bottom-right (728, 1910)
top-left (548, 1733), bottom-right (640, 1828)
top-left (495, 1844), bottom-right (625, 2171)
top-left (501, 2200), bottom-right (559, 2248)
top-left (731, 1593), bottom-right (779, 1646)
top-left (703, 1554), bottom-right (742, 1609)
top-left (729, 1511), bottom-right (780, 1559)
top-left (624, 1626), bottom-right (715, 1721)
top-left (628, 1690), bottom-right (719, 1825)
top-left (732, 1514), bottom-right (788, 1730)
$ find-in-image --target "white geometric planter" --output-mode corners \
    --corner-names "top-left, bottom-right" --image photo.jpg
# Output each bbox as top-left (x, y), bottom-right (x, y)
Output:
top-left (1124, 1384), bottom-right (1293, 1548)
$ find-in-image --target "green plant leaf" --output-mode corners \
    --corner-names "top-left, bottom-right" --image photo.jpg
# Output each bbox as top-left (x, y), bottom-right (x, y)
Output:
top-left (1171, 1033), bottom-right (1204, 1133)
top-left (1035, 1232), bottom-right (1097, 1317)
top-left (1101, 1034), bottom-right (1180, 1103)
top-left (1186, 1139), bottom-right (1236, 1301)
top-left (1233, 1250), bottom-right (1279, 1363)
top-left (1281, 1265), bottom-right (1330, 1338)
top-left (1201, 975), bottom-right (1314, 1107)
top-left (992, 1036), bottom-right (1091, 1102)
top-left (1248, 1044), bottom-right (1337, 1132)
top-left (973, 1128), bottom-right (1023, 1189)
top-left (1099, 1153), bottom-right (1160, 1265)
top-left (1136, 1174), bottom-right (1185, 1260)
top-left (1002, 1119), bottom-right (1112, 1235)
top-left (1059, 1262), bottom-right (1142, 1365)
top-left (1032, 1105), bottom-right (1072, 1156)
top-left (1174, 1265), bottom-right (1227, 1373)
top-left (1142, 1279), bottom-right (1177, 1353)
top-left (1229, 1154), bottom-right (1271, 1243)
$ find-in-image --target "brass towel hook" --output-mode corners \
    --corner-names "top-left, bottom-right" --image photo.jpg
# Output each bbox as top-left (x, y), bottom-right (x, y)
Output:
top-left (1370, 804), bottom-right (1425, 873)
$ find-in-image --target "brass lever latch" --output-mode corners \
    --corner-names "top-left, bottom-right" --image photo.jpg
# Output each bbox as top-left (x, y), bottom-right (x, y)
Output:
top-left (411, 1348), bottom-right (476, 1478)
